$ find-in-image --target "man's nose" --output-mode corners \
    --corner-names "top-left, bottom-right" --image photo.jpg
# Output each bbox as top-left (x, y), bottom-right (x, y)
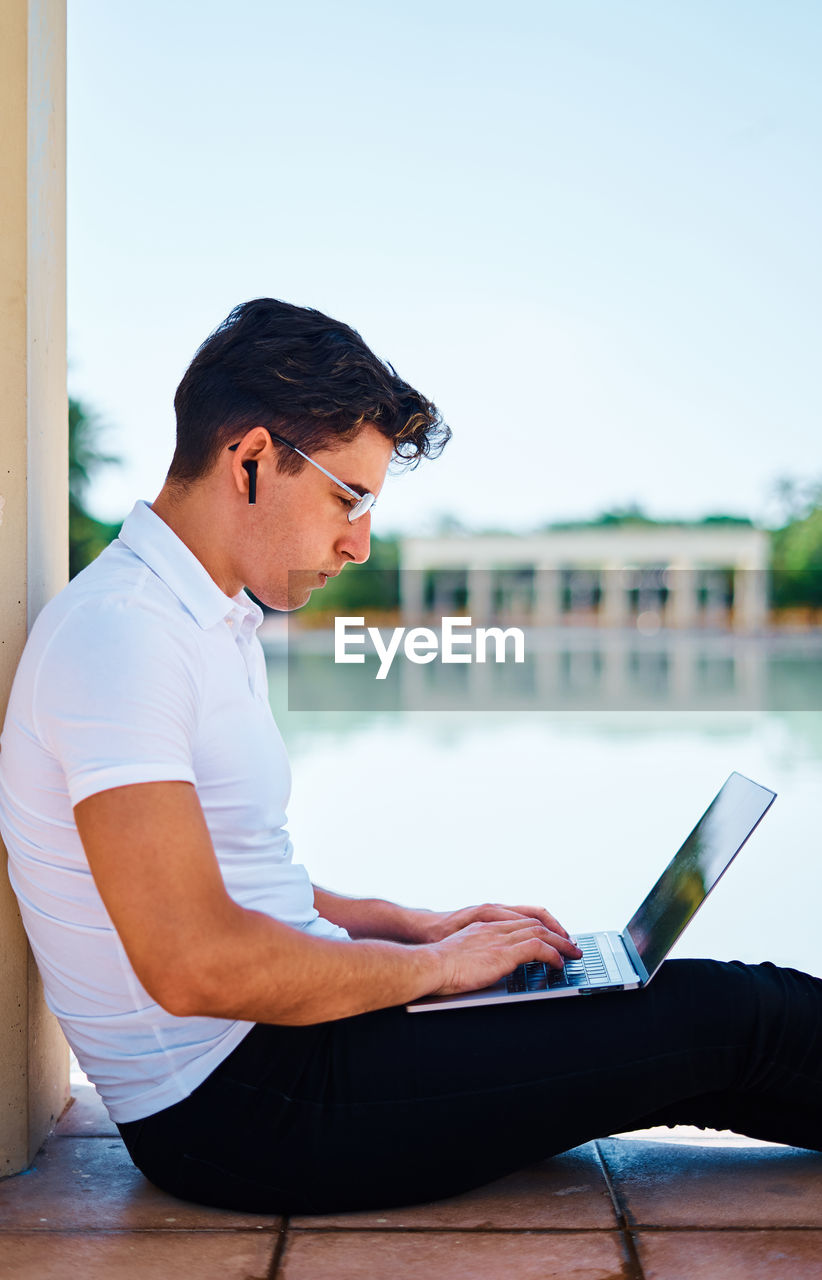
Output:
top-left (339, 512), bottom-right (371, 564)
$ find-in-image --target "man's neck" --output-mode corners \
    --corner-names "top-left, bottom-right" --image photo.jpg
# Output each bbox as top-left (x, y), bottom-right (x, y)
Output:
top-left (151, 484), bottom-right (242, 598)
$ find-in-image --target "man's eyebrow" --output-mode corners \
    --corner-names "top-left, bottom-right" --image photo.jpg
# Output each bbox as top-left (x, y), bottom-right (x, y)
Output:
top-left (332, 477), bottom-right (367, 497)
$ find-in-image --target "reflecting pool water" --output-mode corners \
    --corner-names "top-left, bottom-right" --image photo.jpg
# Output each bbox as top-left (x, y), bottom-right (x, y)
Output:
top-left (267, 644), bottom-right (822, 978)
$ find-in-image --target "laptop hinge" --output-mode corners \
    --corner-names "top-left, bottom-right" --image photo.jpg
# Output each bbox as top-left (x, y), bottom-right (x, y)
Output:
top-left (619, 929), bottom-right (651, 986)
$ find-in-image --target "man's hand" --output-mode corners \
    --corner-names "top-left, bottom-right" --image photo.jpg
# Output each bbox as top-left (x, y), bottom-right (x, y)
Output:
top-left (311, 890), bottom-right (580, 967)
top-left (408, 902), bottom-right (577, 946)
top-left (310, 890), bottom-right (582, 999)
top-left (428, 917), bottom-right (582, 997)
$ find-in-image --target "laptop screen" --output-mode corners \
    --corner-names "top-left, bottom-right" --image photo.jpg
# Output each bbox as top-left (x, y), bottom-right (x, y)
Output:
top-left (625, 772), bottom-right (776, 980)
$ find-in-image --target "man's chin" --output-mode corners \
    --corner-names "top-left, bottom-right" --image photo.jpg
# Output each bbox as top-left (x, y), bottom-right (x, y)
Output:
top-left (285, 576), bottom-right (323, 612)
top-left (285, 593), bottom-right (315, 612)
top-left (246, 581), bottom-right (316, 612)
top-left (250, 570), bottom-right (330, 612)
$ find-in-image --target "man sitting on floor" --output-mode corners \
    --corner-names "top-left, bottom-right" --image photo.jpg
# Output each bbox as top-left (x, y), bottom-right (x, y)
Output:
top-left (1, 298), bottom-right (820, 1214)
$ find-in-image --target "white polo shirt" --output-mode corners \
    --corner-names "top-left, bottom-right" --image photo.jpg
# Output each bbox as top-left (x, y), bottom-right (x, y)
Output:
top-left (0, 500), bottom-right (347, 1123)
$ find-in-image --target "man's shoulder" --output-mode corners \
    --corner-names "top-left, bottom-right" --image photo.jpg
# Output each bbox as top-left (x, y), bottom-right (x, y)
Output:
top-left (31, 540), bottom-right (201, 664)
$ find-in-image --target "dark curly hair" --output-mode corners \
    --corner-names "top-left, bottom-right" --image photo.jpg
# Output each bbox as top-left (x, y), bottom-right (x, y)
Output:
top-left (167, 298), bottom-right (450, 484)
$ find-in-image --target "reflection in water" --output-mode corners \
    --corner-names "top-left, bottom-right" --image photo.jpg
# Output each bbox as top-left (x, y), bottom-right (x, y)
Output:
top-left (283, 629), bottom-right (822, 713)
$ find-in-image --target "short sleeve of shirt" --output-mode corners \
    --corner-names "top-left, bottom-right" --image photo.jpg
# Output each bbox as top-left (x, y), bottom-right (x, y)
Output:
top-left (34, 593), bottom-right (202, 807)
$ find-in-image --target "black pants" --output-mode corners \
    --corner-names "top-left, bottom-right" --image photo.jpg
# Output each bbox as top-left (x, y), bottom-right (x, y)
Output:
top-left (117, 959), bottom-right (822, 1215)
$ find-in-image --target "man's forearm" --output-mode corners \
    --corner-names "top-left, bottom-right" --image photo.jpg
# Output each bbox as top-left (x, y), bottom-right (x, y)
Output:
top-left (312, 885), bottom-right (437, 943)
top-left (74, 782), bottom-right (574, 1031)
top-left (165, 900), bottom-right (444, 1025)
top-left (164, 898), bottom-right (571, 1026)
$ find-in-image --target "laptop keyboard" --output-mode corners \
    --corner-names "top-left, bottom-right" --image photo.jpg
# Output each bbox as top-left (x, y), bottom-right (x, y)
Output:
top-left (505, 934), bottom-right (608, 993)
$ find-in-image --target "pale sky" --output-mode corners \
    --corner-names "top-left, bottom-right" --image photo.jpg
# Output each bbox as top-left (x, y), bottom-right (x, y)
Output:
top-left (67, 0), bottom-right (821, 534)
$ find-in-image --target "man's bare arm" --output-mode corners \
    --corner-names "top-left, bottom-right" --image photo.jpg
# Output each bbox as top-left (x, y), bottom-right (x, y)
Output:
top-left (74, 782), bottom-right (578, 1026)
top-left (313, 885), bottom-right (577, 946)
top-left (311, 885), bottom-right (430, 942)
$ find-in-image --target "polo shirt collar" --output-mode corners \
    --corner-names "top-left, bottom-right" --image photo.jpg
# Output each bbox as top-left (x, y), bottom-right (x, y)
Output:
top-left (117, 500), bottom-right (263, 632)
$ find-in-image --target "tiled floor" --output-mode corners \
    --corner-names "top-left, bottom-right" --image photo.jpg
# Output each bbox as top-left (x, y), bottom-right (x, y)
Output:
top-left (2, 1076), bottom-right (822, 1280)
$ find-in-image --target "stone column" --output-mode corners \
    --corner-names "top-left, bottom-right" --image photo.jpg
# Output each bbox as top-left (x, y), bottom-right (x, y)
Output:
top-left (533, 567), bottom-right (562, 626)
top-left (600, 565), bottom-right (630, 628)
top-left (0, 0), bottom-right (70, 1176)
top-left (467, 566), bottom-right (493, 626)
top-left (399, 565), bottom-right (426, 625)
top-left (733, 567), bottom-right (769, 633)
top-left (666, 564), bottom-right (699, 630)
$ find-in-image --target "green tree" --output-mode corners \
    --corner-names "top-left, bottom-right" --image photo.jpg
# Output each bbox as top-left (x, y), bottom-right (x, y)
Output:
top-left (69, 397), bottom-right (123, 578)
top-left (771, 505), bottom-right (822, 609)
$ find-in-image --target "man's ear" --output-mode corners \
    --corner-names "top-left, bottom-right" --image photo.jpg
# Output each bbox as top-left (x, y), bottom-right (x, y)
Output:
top-left (228, 427), bottom-right (268, 504)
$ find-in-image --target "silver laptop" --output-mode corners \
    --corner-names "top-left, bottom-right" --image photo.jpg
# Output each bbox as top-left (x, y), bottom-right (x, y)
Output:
top-left (407, 771), bottom-right (776, 1013)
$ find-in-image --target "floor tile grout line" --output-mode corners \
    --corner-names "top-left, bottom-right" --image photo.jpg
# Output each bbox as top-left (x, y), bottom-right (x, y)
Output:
top-left (267, 1217), bottom-right (289, 1279)
top-left (594, 1140), bottom-right (646, 1280)
top-left (284, 1225), bottom-right (645, 1235)
top-left (0, 1227), bottom-right (286, 1236)
top-left (3, 1225), bottom-right (822, 1237)
top-left (0, 1225), bottom-right (645, 1238)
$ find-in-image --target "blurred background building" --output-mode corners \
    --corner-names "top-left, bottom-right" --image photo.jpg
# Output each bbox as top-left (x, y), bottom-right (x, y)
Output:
top-left (400, 524), bottom-right (770, 632)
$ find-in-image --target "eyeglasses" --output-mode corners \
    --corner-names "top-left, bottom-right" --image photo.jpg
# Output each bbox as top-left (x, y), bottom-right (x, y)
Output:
top-left (228, 433), bottom-right (376, 522)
